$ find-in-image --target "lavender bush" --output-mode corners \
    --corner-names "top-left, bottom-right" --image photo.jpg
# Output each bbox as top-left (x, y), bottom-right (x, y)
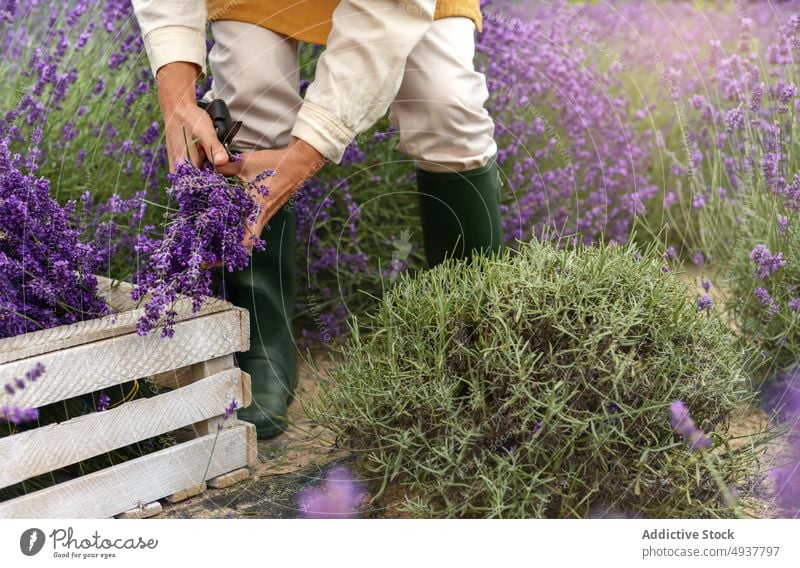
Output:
top-left (310, 240), bottom-right (765, 518)
top-left (0, 1), bottom-right (167, 203)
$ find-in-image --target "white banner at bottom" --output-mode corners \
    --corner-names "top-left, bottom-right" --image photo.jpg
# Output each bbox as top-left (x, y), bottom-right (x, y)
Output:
top-left (0, 519), bottom-right (798, 567)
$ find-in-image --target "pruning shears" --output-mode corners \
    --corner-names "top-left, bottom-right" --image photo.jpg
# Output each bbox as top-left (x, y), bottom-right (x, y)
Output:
top-left (197, 98), bottom-right (242, 158)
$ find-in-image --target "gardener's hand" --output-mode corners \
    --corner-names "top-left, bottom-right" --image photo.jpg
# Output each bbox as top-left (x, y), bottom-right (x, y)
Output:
top-left (155, 62), bottom-right (229, 172)
top-left (217, 137), bottom-right (327, 247)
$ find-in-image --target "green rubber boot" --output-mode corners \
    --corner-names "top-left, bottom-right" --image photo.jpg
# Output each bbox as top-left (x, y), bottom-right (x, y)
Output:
top-left (222, 206), bottom-right (298, 439)
top-left (416, 157), bottom-right (504, 267)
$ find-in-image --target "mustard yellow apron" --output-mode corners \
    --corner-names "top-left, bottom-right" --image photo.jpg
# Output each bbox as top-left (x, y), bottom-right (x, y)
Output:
top-left (207, 0), bottom-right (483, 45)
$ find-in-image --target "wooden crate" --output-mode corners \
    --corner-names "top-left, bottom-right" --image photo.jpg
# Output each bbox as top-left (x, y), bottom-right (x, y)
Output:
top-left (0, 278), bottom-right (257, 519)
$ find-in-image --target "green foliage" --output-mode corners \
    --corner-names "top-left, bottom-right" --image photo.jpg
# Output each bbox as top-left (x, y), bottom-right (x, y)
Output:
top-left (722, 191), bottom-right (800, 381)
top-left (310, 239), bottom-right (763, 518)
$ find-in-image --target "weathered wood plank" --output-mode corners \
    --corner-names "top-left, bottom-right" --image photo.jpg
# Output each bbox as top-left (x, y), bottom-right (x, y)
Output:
top-left (0, 277), bottom-right (234, 364)
top-left (150, 354), bottom-right (236, 390)
top-left (95, 278), bottom-right (139, 312)
top-left (245, 421), bottom-right (258, 468)
top-left (0, 369), bottom-right (247, 489)
top-left (152, 354), bottom-right (243, 443)
top-left (0, 308), bottom-right (249, 409)
top-left (0, 424), bottom-right (251, 519)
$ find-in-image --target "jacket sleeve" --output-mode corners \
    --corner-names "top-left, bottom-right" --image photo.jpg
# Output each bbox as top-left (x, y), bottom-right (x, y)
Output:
top-left (291, 0), bottom-right (437, 163)
top-left (131, 0), bottom-right (208, 78)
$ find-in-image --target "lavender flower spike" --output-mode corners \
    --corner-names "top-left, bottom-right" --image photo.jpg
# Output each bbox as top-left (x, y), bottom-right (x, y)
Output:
top-left (669, 401), bottom-right (712, 451)
top-left (0, 405), bottom-right (39, 425)
top-left (298, 465), bottom-right (367, 519)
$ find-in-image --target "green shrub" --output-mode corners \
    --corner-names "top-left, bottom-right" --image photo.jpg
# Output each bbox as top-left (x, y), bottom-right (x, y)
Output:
top-left (310, 239), bottom-right (763, 518)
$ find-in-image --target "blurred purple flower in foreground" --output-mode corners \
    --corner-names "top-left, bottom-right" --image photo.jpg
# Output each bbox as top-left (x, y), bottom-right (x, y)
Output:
top-left (669, 401), bottom-right (712, 451)
top-left (0, 405), bottom-right (38, 425)
top-left (769, 366), bottom-right (800, 515)
top-left (298, 465), bottom-right (367, 519)
top-left (1, 363), bottom-right (45, 425)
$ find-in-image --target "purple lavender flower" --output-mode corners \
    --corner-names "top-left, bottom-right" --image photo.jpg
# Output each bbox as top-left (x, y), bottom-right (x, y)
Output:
top-left (724, 108), bottom-right (745, 132)
top-left (132, 160), bottom-right (266, 337)
top-left (778, 82), bottom-right (797, 114)
top-left (754, 286), bottom-right (773, 307)
top-left (25, 362), bottom-right (45, 382)
top-left (297, 465), bottom-right (367, 519)
top-left (222, 399), bottom-right (239, 421)
top-left (692, 194), bottom-right (707, 209)
top-left (708, 39), bottom-right (722, 68)
top-left (669, 401), bottom-right (712, 451)
top-left (701, 277), bottom-right (712, 292)
top-left (749, 245), bottom-right (787, 279)
top-left (697, 295), bottom-right (714, 313)
top-left (1, 141), bottom-right (107, 338)
top-left (97, 394), bottom-right (111, 412)
top-left (0, 405), bottom-right (39, 425)
top-left (750, 82), bottom-right (764, 114)
top-left (1, 363), bottom-right (45, 425)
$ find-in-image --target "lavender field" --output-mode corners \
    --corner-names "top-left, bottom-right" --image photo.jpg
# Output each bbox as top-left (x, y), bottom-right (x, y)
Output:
top-left (2, 0), bottom-right (800, 519)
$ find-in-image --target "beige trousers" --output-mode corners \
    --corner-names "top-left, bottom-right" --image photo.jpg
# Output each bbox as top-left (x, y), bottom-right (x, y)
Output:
top-left (202, 17), bottom-right (497, 173)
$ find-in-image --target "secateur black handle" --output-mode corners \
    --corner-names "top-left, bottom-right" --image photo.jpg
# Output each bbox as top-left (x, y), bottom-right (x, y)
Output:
top-left (198, 98), bottom-right (242, 155)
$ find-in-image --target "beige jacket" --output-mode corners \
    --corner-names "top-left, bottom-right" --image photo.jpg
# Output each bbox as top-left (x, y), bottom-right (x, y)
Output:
top-left (131, 0), bottom-right (439, 163)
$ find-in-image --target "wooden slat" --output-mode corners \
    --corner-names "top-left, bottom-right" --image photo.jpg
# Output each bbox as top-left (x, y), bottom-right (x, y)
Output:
top-left (0, 423), bottom-right (253, 519)
top-left (0, 280), bottom-right (233, 364)
top-left (150, 354), bottom-right (236, 390)
top-left (0, 308), bottom-right (249, 409)
top-left (95, 277), bottom-right (139, 313)
top-left (0, 369), bottom-right (248, 489)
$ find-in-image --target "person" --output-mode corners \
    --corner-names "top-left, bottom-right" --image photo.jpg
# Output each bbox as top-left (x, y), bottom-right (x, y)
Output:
top-left (131, 0), bottom-right (504, 439)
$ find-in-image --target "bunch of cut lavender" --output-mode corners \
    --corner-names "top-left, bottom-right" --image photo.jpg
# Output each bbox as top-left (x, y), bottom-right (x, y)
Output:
top-left (0, 139), bottom-right (107, 339)
top-left (132, 160), bottom-right (268, 337)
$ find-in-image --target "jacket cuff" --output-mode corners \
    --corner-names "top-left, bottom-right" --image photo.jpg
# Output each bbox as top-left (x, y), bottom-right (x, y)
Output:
top-left (291, 101), bottom-right (355, 164)
top-left (144, 25), bottom-right (207, 79)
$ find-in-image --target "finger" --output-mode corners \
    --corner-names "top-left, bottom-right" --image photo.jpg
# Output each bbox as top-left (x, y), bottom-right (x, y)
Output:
top-left (198, 124), bottom-right (229, 166)
top-left (167, 143), bottom-right (183, 173)
top-left (188, 144), bottom-right (205, 168)
top-left (216, 158), bottom-right (245, 177)
top-left (168, 137), bottom-right (192, 170)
